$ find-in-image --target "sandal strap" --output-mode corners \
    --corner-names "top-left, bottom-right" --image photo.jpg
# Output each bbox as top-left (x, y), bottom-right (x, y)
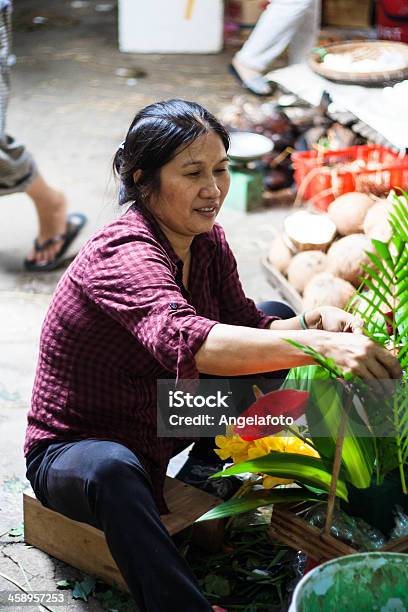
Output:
top-left (34, 233), bottom-right (67, 252)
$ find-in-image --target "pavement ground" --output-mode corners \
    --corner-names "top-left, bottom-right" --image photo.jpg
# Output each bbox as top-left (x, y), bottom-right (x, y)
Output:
top-left (0, 1), bottom-right (289, 608)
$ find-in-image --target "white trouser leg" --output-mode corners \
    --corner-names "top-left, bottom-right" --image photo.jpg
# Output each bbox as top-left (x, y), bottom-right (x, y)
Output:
top-left (288, 0), bottom-right (320, 64)
top-left (235, 0), bottom-right (320, 73)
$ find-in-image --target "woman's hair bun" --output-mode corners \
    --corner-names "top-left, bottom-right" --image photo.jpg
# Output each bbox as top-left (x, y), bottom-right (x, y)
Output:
top-left (113, 146), bottom-right (124, 174)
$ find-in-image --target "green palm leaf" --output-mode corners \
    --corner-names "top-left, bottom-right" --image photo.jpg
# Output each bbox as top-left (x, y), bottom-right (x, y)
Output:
top-left (282, 353), bottom-right (375, 489)
top-left (389, 192), bottom-right (408, 239)
top-left (365, 251), bottom-right (393, 285)
top-left (305, 379), bottom-right (375, 489)
top-left (352, 190), bottom-right (408, 491)
top-left (399, 345), bottom-right (408, 370)
top-left (361, 277), bottom-right (393, 311)
top-left (371, 239), bottom-right (393, 264)
top-left (212, 451), bottom-right (349, 501)
top-left (196, 488), bottom-right (323, 521)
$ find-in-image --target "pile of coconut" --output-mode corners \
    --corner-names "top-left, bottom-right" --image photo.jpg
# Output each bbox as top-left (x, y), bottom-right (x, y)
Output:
top-left (267, 191), bottom-right (393, 309)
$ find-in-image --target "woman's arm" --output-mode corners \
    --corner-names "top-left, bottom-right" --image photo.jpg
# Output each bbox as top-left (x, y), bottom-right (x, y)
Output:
top-left (268, 307), bottom-right (365, 333)
top-left (195, 323), bottom-right (402, 380)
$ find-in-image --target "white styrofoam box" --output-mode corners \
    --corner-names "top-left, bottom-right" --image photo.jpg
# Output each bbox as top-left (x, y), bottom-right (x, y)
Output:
top-left (119, 0), bottom-right (224, 54)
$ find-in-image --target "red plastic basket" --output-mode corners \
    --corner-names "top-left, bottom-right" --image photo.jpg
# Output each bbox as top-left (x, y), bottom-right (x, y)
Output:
top-left (292, 145), bottom-right (408, 211)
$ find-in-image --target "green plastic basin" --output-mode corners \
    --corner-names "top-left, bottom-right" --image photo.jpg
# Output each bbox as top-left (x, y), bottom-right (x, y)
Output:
top-left (289, 553), bottom-right (408, 612)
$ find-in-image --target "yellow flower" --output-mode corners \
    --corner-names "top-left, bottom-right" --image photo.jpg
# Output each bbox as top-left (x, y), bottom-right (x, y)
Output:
top-left (262, 475), bottom-right (291, 488)
top-left (214, 434), bottom-right (251, 464)
top-left (214, 429), bottom-right (319, 489)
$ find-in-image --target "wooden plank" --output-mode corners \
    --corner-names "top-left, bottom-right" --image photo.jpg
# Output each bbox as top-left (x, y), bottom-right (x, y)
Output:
top-left (24, 476), bottom-right (223, 592)
top-left (162, 477), bottom-right (221, 534)
top-left (24, 492), bottom-right (129, 591)
top-left (261, 255), bottom-right (303, 313)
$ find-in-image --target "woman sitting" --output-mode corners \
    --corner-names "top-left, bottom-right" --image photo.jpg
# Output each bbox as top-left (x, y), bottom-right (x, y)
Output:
top-left (25, 99), bottom-right (401, 612)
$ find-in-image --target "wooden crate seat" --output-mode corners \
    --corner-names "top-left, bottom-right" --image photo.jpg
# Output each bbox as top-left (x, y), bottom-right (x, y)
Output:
top-left (23, 476), bottom-right (223, 592)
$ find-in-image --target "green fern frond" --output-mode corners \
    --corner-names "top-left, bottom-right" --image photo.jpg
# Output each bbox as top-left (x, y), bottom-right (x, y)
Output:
top-left (285, 339), bottom-right (347, 379)
top-left (364, 252), bottom-right (394, 285)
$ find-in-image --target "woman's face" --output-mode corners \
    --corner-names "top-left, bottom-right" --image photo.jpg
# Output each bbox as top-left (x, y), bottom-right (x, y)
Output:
top-left (147, 131), bottom-right (230, 239)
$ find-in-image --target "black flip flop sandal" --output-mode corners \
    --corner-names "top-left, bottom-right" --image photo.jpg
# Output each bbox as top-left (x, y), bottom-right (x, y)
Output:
top-left (24, 212), bottom-right (87, 272)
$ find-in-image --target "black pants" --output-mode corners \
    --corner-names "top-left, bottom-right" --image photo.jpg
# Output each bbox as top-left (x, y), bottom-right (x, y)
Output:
top-left (25, 300), bottom-right (295, 611)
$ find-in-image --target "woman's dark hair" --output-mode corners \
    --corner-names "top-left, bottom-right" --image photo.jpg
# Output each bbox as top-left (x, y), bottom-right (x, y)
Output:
top-left (113, 99), bottom-right (230, 206)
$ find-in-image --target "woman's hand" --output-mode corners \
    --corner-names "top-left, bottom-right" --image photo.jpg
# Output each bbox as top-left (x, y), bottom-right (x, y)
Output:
top-left (305, 306), bottom-right (364, 334)
top-left (317, 331), bottom-right (402, 381)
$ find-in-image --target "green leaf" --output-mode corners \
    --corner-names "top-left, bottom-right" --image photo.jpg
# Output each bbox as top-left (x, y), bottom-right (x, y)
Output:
top-left (72, 576), bottom-right (96, 601)
top-left (285, 369), bottom-right (375, 489)
top-left (389, 192), bottom-right (408, 239)
top-left (284, 340), bottom-right (345, 378)
top-left (203, 574), bottom-right (231, 597)
top-left (212, 451), bottom-right (348, 501)
top-left (284, 364), bottom-right (331, 388)
top-left (360, 268), bottom-right (394, 310)
top-left (365, 252), bottom-right (393, 285)
top-left (8, 523), bottom-right (24, 537)
top-left (95, 586), bottom-right (133, 610)
top-left (196, 488), bottom-right (323, 521)
top-left (56, 579), bottom-right (71, 589)
top-left (361, 277), bottom-right (393, 311)
top-left (306, 381), bottom-right (375, 488)
top-left (376, 438), bottom-right (399, 477)
top-left (372, 239), bottom-right (393, 264)
top-left (398, 344), bottom-right (408, 369)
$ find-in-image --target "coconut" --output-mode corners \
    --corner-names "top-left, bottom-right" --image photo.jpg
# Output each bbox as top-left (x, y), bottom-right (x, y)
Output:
top-left (267, 234), bottom-right (293, 274)
top-left (287, 250), bottom-right (327, 294)
top-left (363, 199), bottom-right (393, 241)
top-left (328, 192), bottom-right (373, 235)
top-left (326, 234), bottom-right (373, 287)
top-left (303, 272), bottom-right (355, 310)
top-left (283, 210), bottom-right (336, 252)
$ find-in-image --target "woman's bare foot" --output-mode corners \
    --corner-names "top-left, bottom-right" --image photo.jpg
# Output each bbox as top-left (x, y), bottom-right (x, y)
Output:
top-left (25, 174), bottom-right (68, 266)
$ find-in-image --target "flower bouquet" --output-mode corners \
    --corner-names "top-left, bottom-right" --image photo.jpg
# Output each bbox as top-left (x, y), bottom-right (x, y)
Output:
top-left (198, 191), bottom-right (408, 561)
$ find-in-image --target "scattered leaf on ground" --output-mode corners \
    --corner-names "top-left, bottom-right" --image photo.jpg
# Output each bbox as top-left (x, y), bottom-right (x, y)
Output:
top-left (72, 575), bottom-right (96, 601)
top-left (204, 574), bottom-right (231, 597)
top-left (8, 523), bottom-right (24, 537)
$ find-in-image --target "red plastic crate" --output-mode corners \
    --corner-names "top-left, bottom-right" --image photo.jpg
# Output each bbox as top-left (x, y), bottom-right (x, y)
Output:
top-left (377, 0), bottom-right (408, 44)
top-left (292, 145), bottom-right (408, 211)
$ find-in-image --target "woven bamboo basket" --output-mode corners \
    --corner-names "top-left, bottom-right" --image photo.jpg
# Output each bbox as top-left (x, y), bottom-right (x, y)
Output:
top-left (309, 40), bottom-right (408, 86)
top-left (267, 391), bottom-right (408, 562)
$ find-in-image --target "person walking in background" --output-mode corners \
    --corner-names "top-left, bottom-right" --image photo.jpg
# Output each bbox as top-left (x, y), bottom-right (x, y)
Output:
top-left (0, 0), bottom-right (86, 271)
top-left (230, 0), bottom-right (321, 95)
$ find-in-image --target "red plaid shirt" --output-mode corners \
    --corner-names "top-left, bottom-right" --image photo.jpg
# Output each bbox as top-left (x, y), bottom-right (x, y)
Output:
top-left (25, 205), bottom-right (276, 512)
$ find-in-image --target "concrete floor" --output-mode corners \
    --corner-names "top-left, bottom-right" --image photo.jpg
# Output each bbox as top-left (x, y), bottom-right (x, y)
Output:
top-left (0, 1), bottom-right (289, 608)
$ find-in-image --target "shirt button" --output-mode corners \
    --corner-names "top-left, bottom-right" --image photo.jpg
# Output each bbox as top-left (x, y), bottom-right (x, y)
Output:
top-left (169, 303), bottom-right (178, 311)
